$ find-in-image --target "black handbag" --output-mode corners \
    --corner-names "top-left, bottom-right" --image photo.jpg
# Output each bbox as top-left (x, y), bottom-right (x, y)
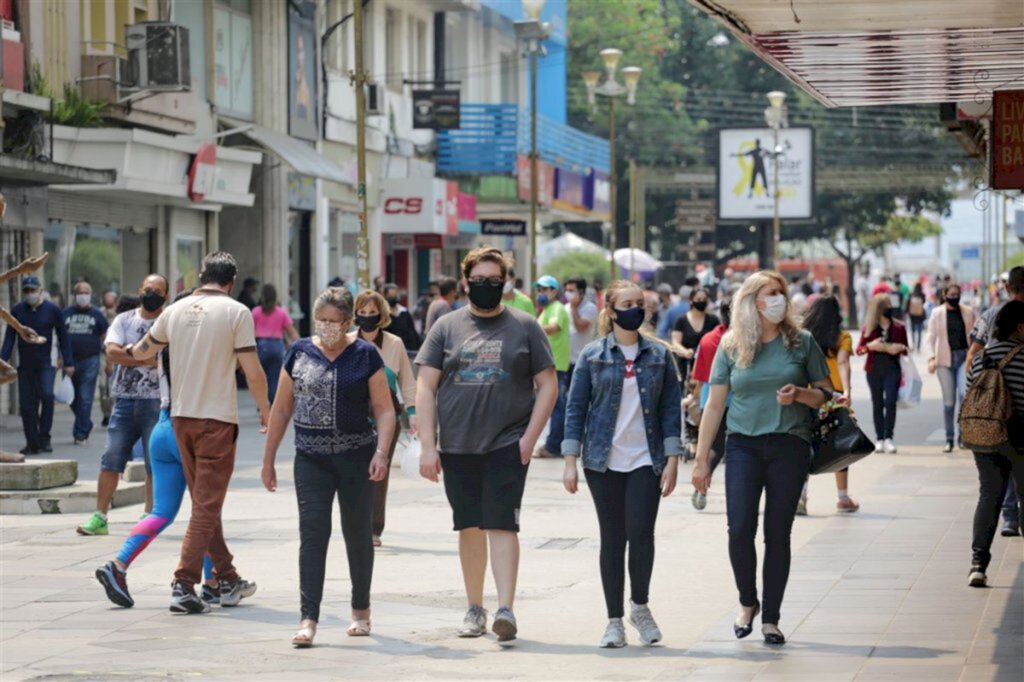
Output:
top-left (811, 407), bottom-right (875, 474)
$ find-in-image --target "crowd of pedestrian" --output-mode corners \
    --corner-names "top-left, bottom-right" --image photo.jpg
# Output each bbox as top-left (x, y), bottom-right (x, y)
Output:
top-left (2, 248), bottom-right (1021, 652)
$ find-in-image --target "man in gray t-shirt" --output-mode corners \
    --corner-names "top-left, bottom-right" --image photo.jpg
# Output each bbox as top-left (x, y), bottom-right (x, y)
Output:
top-left (415, 247), bottom-right (557, 643)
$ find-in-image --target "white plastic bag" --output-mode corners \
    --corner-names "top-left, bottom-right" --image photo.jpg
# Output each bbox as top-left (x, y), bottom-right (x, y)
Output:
top-left (54, 373), bottom-right (75, 405)
top-left (898, 355), bottom-right (922, 408)
top-left (400, 436), bottom-right (423, 481)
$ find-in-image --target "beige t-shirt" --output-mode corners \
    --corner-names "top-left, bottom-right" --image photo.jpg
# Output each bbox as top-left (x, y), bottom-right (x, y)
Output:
top-left (149, 289), bottom-right (256, 424)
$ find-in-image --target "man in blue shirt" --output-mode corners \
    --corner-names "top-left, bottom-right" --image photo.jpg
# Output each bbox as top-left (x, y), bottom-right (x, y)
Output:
top-left (1, 275), bottom-right (74, 454)
top-left (656, 282), bottom-right (694, 340)
top-left (63, 281), bottom-right (109, 444)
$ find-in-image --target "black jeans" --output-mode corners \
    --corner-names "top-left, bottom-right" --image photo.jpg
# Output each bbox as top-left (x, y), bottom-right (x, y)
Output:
top-left (972, 450), bottom-right (1024, 570)
top-left (866, 365), bottom-right (900, 440)
top-left (725, 433), bottom-right (810, 626)
top-left (584, 466), bottom-right (662, 619)
top-left (294, 446), bottom-right (375, 621)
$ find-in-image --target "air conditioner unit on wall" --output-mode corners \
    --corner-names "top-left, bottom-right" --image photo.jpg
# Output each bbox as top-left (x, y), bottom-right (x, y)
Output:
top-left (365, 83), bottom-right (384, 115)
top-left (124, 22), bottom-right (190, 92)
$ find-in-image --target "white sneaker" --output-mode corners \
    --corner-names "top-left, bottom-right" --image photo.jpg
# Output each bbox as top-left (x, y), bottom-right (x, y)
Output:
top-left (884, 439), bottom-right (897, 454)
top-left (600, 618), bottom-right (626, 648)
top-left (874, 441), bottom-right (885, 454)
top-left (628, 601), bottom-right (662, 646)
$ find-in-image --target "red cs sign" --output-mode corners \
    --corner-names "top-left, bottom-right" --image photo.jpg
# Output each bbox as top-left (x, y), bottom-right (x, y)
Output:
top-left (384, 197), bottom-right (424, 215)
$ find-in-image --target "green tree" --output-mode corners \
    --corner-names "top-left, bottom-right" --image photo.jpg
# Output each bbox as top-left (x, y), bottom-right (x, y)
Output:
top-left (543, 251), bottom-right (611, 289)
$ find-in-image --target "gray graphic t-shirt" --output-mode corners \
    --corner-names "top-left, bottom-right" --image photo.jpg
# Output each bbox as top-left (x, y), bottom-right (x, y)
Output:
top-left (106, 309), bottom-right (161, 400)
top-left (416, 306), bottom-right (554, 455)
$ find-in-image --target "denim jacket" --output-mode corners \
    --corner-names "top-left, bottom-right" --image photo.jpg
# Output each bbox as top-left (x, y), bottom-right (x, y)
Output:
top-left (562, 334), bottom-right (683, 475)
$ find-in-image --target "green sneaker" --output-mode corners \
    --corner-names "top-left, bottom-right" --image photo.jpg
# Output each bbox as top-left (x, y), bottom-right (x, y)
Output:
top-left (76, 512), bottom-right (109, 536)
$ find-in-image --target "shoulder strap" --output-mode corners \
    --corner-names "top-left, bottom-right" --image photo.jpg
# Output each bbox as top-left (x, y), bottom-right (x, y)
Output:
top-left (997, 343), bottom-right (1024, 371)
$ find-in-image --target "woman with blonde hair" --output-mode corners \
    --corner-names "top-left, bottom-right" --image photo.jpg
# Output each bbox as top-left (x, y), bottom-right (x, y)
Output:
top-left (693, 270), bottom-right (833, 645)
top-left (563, 280), bottom-right (682, 648)
top-left (856, 293), bottom-right (909, 453)
top-left (351, 289), bottom-right (418, 547)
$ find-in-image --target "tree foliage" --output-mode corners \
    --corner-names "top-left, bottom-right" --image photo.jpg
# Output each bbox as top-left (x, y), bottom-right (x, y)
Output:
top-left (542, 251), bottom-right (611, 289)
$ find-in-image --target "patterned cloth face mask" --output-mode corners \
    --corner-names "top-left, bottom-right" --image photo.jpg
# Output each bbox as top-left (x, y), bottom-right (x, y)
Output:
top-left (315, 320), bottom-right (346, 347)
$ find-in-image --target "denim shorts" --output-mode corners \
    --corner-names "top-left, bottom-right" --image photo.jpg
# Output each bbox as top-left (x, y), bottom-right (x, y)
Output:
top-left (100, 398), bottom-right (162, 474)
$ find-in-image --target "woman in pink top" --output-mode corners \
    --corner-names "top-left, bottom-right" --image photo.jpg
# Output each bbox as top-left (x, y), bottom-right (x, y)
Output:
top-left (252, 284), bottom-right (299, 404)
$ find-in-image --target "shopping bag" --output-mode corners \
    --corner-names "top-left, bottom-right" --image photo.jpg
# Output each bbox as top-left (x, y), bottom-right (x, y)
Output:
top-left (399, 436), bottom-right (424, 481)
top-left (811, 407), bottom-right (875, 474)
top-left (54, 373), bottom-right (75, 405)
top-left (897, 355), bottom-right (922, 408)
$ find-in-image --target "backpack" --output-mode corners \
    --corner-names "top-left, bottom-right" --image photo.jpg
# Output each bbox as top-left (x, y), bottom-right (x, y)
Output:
top-left (959, 344), bottom-right (1024, 452)
top-left (908, 295), bottom-right (925, 317)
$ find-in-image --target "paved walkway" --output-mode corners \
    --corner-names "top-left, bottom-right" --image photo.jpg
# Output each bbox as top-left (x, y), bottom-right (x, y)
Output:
top-left (1, 353), bottom-right (1022, 681)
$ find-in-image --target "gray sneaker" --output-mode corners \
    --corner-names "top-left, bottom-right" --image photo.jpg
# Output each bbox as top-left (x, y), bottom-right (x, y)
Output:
top-left (457, 605), bottom-right (488, 638)
top-left (492, 606), bottom-right (518, 643)
top-left (629, 601), bottom-right (662, 645)
top-left (600, 618), bottom-right (626, 648)
top-left (691, 489), bottom-right (707, 511)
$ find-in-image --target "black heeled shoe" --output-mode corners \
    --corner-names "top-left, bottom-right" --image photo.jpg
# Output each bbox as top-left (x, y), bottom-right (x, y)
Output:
top-left (762, 624), bottom-right (786, 645)
top-left (733, 602), bottom-right (760, 639)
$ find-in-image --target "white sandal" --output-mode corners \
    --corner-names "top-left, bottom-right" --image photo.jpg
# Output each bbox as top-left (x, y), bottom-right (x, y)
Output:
top-left (347, 619), bottom-right (371, 636)
top-left (292, 625), bottom-right (316, 648)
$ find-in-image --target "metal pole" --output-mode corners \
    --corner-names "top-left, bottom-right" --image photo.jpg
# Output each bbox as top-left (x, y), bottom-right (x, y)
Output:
top-left (1001, 192), bottom-right (1008, 273)
top-left (353, 0), bottom-right (370, 290)
top-left (608, 95), bottom-right (617, 284)
top-left (772, 125), bottom-right (781, 271)
top-left (628, 158), bottom-right (636, 280)
top-left (529, 47), bottom-right (539, 290)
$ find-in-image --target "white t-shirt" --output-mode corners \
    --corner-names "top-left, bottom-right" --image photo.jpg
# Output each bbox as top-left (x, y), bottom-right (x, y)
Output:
top-left (106, 309), bottom-right (161, 400)
top-left (569, 299), bottom-right (598, 365)
top-left (606, 344), bottom-right (653, 472)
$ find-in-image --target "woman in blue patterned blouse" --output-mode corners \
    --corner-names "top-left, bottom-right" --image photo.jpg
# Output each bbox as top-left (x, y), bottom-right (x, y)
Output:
top-left (261, 286), bottom-right (396, 648)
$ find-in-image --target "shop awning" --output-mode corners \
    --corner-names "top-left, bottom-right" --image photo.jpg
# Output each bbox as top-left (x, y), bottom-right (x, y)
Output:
top-left (0, 155), bottom-right (115, 186)
top-left (242, 125), bottom-right (352, 185)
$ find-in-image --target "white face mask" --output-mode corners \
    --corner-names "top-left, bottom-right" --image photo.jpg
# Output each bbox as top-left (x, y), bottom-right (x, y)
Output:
top-left (24, 292), bottom-right (41, 306)
top-left (760, 294), bottom-right (788, 324)
top-left (565, 291), bottom-right (578, 302)
top-left (75, 294), bottom-right (92, 307)
top-left (503, 280), bottom-right (514, 295)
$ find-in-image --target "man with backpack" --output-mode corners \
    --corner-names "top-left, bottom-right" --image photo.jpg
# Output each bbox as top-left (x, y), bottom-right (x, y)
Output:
top-left (961, 300), bottom-right (1024, 588)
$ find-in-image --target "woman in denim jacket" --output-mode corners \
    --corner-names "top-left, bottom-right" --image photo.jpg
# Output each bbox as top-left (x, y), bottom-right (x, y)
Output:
top-left (562, 280), bottom-right (683, 649)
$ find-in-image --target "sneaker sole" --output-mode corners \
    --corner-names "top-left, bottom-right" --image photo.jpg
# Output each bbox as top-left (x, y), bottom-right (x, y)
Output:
top-left (600, 639), bottom-right (627, 648)
top-left (76, 527), bottom-right (108, 536)
top-left (95, 568), bottom-right (133, 608)
top-left (837, 507), bottom-right (860, 514)
top-left (492, 618), bottom-right (517, 643)
top-left (220, 594), bottom-right (242, 607)
top-left (457, 628), bottom-right (486, 638)
top-left (170, 601), bottom-right (211, 614)
top-left (968, 573), bottom-right (987, 588)
top-left (1000, 529), bottom-right (1020, 537)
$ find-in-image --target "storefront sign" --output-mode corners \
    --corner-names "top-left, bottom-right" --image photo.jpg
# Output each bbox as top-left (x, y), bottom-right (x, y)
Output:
top-left (412, 89), bottom-right (461, 130)
top-left (287, 0), bottom-right (318, 141)
top-left (415, 234), bottom-right (444, 249)
top-left (553, 168), bottom-right (585, 211)
top-left (188, 143), bottom-right (217, 202)
top-left (583, 170), bottom-right (610, 217)
top-left (717, 127), bottom-right (814, 220)
top-left (516, 155), bottom-right (554, 206)
top-left (992, 90), bottom-right (1024, 190)
top-left (391, 235), bottom-right (414, 249)
top-left (288, 172), bottom-right (317, 210)
top-left (444, 234), bottom-right (479, 250)
top-left (481, 219), bottom-right (527, 236)
top-left (458, 192), bottom-right (477, 220)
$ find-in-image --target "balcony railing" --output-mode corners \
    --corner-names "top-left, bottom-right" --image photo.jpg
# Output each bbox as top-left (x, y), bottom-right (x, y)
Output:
top-left (437, 104), bottom-right (610, 176)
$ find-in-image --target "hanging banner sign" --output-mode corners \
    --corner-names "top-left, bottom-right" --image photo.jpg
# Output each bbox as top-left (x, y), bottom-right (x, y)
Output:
top-left (412, 89), bottom-right (461, 130)
top-left (717, 127), bottom-right (814, 221)
top-left (992, 90), bottom-right (1024, 190)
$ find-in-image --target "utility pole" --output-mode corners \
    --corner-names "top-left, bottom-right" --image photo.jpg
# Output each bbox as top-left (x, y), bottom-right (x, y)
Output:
top-left (352, 0), bottom-right (370, 290)
top-left (529, 47), bottom-right (539, 287)
top-left (608, 95), bottom-right (617, 284)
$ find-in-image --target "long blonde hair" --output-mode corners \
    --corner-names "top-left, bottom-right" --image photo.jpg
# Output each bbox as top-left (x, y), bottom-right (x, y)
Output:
top-left (719, 270), bottom-right (801, 369)
top-left (864, 293), bottom-right (893, 336)
top-left (598, 280), bottom-right (686, 355)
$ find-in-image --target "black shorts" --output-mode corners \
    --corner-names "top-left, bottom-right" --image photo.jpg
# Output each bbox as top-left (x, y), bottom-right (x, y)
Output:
top-left (440, 442), bottom-right (529, 532)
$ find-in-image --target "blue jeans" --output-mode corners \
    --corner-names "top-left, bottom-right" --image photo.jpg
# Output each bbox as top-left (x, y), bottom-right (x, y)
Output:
top-left (100, 398), bottom-right (161, 474)
top-left (257, 338), bottom-right (286, 404)
top-left (1004, 484), bottom-right (1020, 526)
top-left (725, 433), bottom-right (810, 626)
top-left (866, 366), bottom-right (901, 440)
top-left (544, 369), bottom-right (569, 455)
top-left (69, 354), bottom-right (101, 440)
top-left (936, 349), bottom-right (967, 441)
top-left (17, 364), bottom-right (55, 449)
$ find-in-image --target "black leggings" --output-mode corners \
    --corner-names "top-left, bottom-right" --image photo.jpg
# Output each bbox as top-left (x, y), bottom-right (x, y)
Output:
top-left (972, 450), bottom-right (1024, 570)
top-left (584, 466), bottom-right (662, 619)
top-left (294, 446), bottom-right (375, 621)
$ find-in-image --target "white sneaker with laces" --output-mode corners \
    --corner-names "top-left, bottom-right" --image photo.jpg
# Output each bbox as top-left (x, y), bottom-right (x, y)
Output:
top-left (884, 439), bottom-right (897, 454)
top-left (600, 618), bottom-right (626, 648)
top-left (628, 601), bottom-right (662, 645)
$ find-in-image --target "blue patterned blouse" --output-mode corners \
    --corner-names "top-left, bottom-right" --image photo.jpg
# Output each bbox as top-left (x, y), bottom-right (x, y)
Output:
top-left (283, 337), bottom-right (384, 455)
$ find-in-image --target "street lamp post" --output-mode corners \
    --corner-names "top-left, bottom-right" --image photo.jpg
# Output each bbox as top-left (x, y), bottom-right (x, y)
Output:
top-left (515, 0), bottom-right (550, 289)
top-left (583, 50), bottom-right (640, 284)
top-left (763, 90), bottom-right (788, 271)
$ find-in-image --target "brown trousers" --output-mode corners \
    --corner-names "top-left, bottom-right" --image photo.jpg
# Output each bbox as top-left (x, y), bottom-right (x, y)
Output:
top-left (371, 395), bottom-right (402, 537)
top-left (172, 417), bottom-right (240, 589)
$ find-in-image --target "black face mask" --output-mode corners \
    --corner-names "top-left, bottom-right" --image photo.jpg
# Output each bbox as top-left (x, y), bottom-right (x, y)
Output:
top-left (692, 301), bottom-right (708, 312)
top-left (946, 297), bottom-right (960, 307)
top-left (882, 308), bottom-right (895, 319)
top-left (141, 291), bottom-right (165, 312)
top-left (468, 281), bottom-right (504, 310)
top-left (614, 306), bottom-right (645, 331)
top-left (355, 314), bottom-right (381, 332)
top-left (385, 297), bottom-right (399, 308)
